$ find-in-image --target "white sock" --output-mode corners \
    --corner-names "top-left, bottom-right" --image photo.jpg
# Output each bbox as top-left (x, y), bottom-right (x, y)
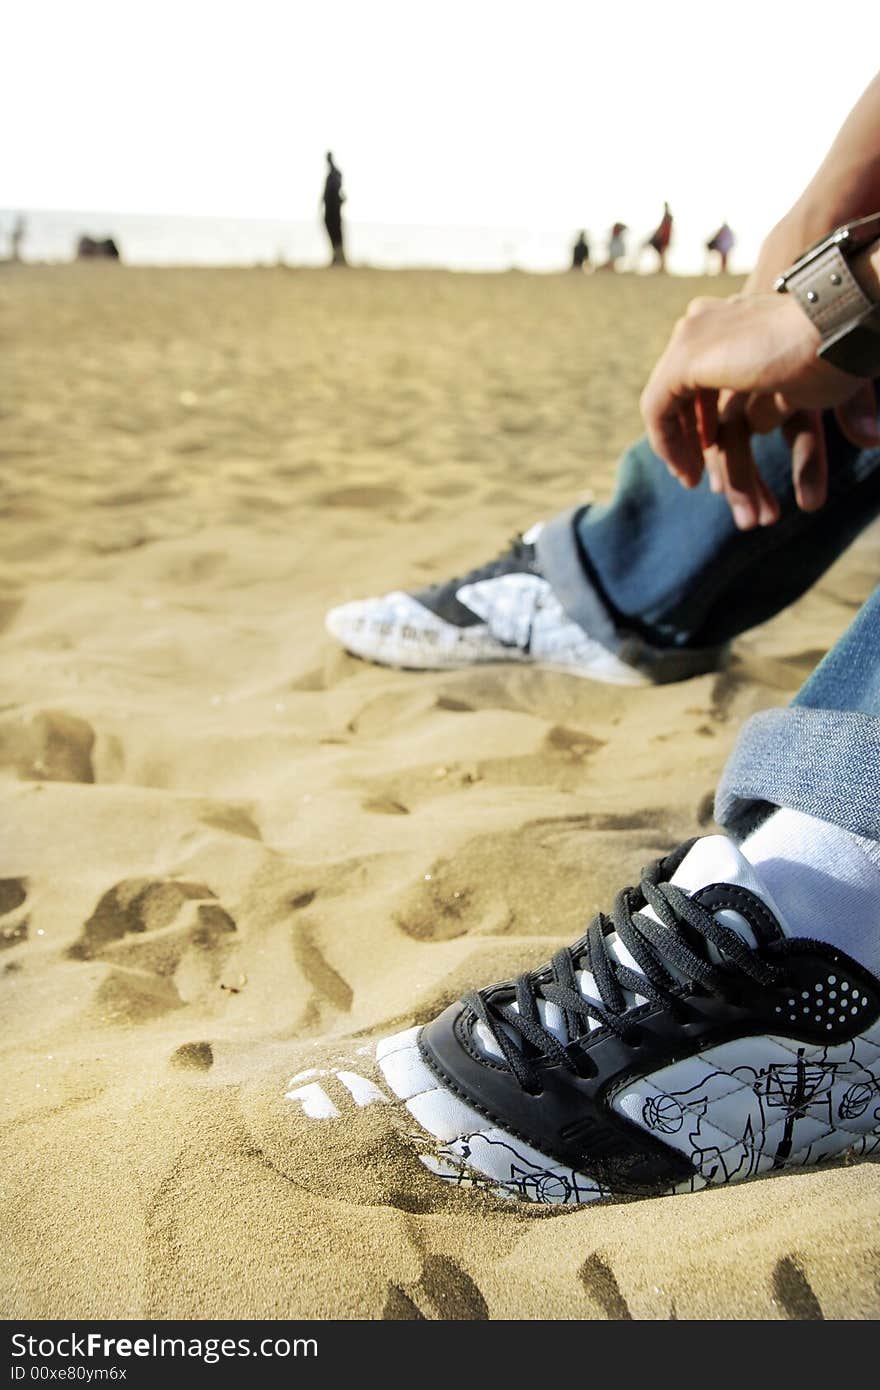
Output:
top-left (741, 807), bottom-right (880, 978)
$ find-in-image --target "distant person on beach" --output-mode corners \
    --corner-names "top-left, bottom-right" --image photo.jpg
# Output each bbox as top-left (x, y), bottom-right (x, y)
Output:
top-left (602, 221), bottom-right (627, 271)
top-left (317, 71), bottom-right (880, 1208)
top-left (571, 230), bottom-right (590, 271)
top-left (645, 201), bottom-right (673, 271)
top-left (706, 221), bottom-right (735, 272)
top-left (322, 151), bottom-right (347, 267)
top-left (10, 215), bottom-right (25, 261)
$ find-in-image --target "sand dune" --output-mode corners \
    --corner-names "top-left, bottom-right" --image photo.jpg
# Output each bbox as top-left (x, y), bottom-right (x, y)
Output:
top-left (2, 264), bottom-right (879, 1319)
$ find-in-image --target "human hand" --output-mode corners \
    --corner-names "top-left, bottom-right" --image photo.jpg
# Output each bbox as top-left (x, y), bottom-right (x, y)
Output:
top-left (639, 292), bottom-right (879, 528)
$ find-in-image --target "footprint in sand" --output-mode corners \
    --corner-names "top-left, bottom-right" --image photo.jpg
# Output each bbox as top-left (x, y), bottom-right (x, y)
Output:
top-left (362, 795), bottom-right (409, 816)
top-left (0, 877), bottom-right (28, 918)
top-left (157, 550), bottom-right (226, 585)
top-left (383, 1256), bottom-right (489, 1320)
top-left (393, 815), bottom-right (669, 944)
top-left (0, 594), bottom-right (22, 635)
top-left (314, 484), bottom-right (407, 510)
top-left (289, 647), bottom-right (363, 693)
top-left (772, 1254), bottom-right (824, 1320)
top-left (579, 1253), bottom-right (633, 1320)
top-left (291, 920), bottom-right (354, 1013)
top-left (198, 802), bottom-right (262, 841)
top-left (348, 693), bottom-right (610, 809)
top-left (69, 878), bottom-right (238, 1019)
top-left (0, 709), bottom-right (95, 783)
top-left (382, 1286), bottom-right (425, 1319)
top-left (346, 687), bottom-right (439, 739)
top-left (170, 1040), bottom-right (214, 1071)
top-left (708, 669), bottom-right (743, 723)
top-left (0, 877), bottom-right (29, 950)
top-left (434, 695), bottom-right (474, 713)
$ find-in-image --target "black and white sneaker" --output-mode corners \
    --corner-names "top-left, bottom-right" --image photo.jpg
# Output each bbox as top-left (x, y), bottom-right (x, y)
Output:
top-left (280, 834), bottom-right (880, 1207)
top-left (325, 523), bottom-right (646, 685)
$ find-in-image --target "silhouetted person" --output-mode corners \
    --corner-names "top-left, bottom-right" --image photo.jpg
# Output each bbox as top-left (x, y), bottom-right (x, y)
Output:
top-left (646, 201), bottom-right (673, 272)
top-left (322, 152), bottom-right (347, 267)
top-left (706, 221), bottom-right (734, 273)
top-left (571, 230), bottom-right (590, 271)
top-left (10, 215), bottom-right (25, 261)
top-left (602, 221), bottom-right (628, 271)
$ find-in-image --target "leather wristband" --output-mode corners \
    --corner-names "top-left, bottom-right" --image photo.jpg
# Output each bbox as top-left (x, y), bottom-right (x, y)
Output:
top-left (777, 235), bottom-right (880, 377)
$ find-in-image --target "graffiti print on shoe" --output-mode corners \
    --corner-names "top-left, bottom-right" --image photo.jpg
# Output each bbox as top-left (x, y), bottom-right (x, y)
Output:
top-left (284, 835), bottom-right (880, 1207)
top-left (324, 524), bottom-right (646, 684)
top-left (406, 835), bottom-right (880, 1202)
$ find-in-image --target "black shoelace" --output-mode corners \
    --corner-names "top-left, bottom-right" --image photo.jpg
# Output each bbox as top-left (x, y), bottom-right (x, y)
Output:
top-left (444, 534), bottom-right (538, 591)
top-left (464, 840), bottom-right (781, 1094)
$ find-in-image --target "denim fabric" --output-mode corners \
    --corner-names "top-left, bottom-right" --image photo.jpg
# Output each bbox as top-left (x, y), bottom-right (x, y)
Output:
top-left (535, 392), bottom-right (880, 839)
top-left (536, 405), bottom-right (880, 677)
top-left (793, 585), bottom-right (880, 718)
top-left (536, 508), bottom-right (726, 682)
top-left (715, 586), bottom-right (880, 841)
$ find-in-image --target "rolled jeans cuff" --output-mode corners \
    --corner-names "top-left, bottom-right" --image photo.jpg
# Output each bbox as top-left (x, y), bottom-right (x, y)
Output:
top-left (536, 506), bottom-right (726, 684)
top-left (715, 707), bottom-right (880, 841)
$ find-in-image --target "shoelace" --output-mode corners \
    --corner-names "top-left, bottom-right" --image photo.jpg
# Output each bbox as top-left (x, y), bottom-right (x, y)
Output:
top-left (444, 534), bottom-right (537, 591)
top-left (464, 840), bottom-right (781, 1094)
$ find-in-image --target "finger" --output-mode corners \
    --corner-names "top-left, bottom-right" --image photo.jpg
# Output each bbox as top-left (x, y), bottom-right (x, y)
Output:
top-left (642, 400), bottom-right (697, 482)
top-left (754, 470), bottom-right (782, 527)
top-left (834, 380), bottom-right (880, 449)
top-left (715, 412), bottom-right (763, 529)
top-left (640, 370), bottom-right (701, 483)
top-left (745, 391), bottom-right (788, 435)
top-left (676, 399), bottom-right (706, 487)
top-left (715, 397), bottom-right (780, 526)
top-left (704, 442), bottom-right (724, 493)
top-left (701, 390), bottom-right (729, 491)
top-left (717, 387), bottom-right (746, 430)
top-left (783, 410), bottom-right (828, 512)
top-left (744, 393), bottom-right (800, 528)
top-left (715, 394), bottom-right (769, 527)
top-left (695, 388), bottom-right (719, 449)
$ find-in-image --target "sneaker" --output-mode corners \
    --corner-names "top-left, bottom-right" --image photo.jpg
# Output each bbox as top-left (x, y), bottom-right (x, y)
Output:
top-left (367, 834), bottom-right (880, 1205)
top-left (325, 524), bottom-right (646, 685)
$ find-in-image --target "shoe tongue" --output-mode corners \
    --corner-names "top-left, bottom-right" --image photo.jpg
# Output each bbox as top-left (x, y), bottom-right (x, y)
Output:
top-left (663, 834), bottom-right (788, 939)
top-left (472, 836), bottom-right (788, 1063)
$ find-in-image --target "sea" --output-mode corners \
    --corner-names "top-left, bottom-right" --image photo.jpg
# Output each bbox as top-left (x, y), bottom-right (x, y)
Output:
top-left (0, 207), bottom-right (730, 275)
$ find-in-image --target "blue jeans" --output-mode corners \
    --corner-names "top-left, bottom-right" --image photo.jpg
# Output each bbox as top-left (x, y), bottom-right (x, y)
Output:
top-left (536, 408), bottom-right (880, 682)
top-left (716, 586), bottom-right (880, 842)
top-left (534, 410), bottom-right (880, 840)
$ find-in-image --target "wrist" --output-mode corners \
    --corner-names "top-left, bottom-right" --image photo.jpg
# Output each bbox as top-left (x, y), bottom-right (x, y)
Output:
top-left (788, 172), bottom-right (880, 247)
top-left (748, 210), bottom-right (836, 294)
top-left (750, 199), bottom-right (880, 295)
top-left (776, 228), bottom-right (880, 379)
top-left (777, 289), bottom-right (821, 354)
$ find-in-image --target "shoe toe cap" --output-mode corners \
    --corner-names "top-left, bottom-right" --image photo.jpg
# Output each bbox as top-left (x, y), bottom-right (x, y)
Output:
top-left (324, 597), bottom-right (372, 642)
top-left (238, 1033), bottom-right (450, 1208)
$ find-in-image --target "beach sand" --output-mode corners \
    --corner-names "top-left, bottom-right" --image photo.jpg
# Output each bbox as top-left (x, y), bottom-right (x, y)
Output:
top-left (2, 263), bottom-right (879, 1320)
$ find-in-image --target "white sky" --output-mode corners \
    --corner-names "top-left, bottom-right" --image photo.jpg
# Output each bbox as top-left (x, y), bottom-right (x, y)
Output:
top-left (4, 0), bottom-right (880, 270)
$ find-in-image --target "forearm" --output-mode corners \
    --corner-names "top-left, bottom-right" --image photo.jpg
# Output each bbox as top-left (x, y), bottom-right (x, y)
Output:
top-left (748, 71), bottom-right (880, 292)
top-left (796, 71), bottom-right (880, 227)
